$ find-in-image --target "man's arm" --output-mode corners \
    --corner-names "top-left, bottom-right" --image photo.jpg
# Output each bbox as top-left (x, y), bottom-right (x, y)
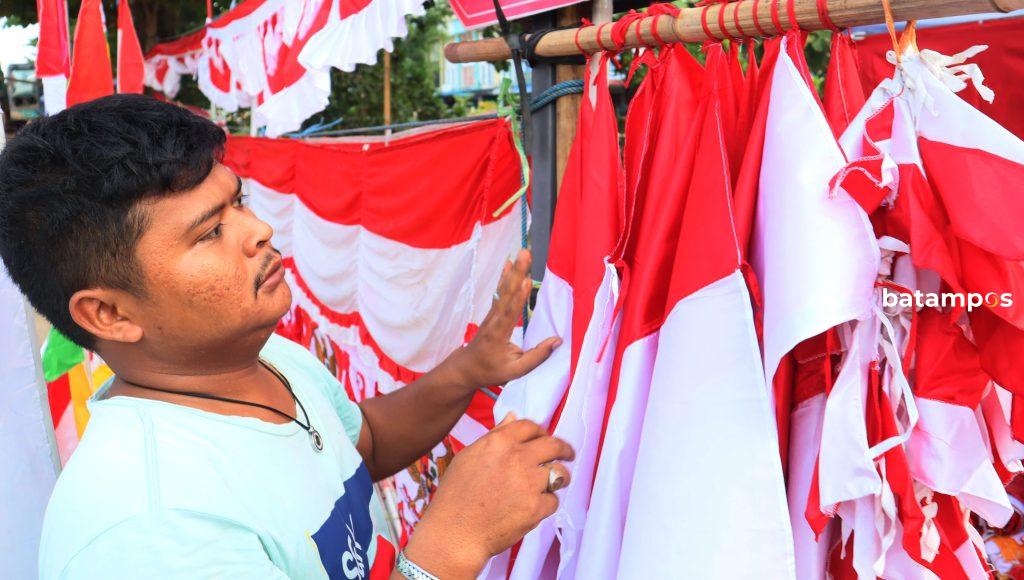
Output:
top-left (354, 249), bottom-right (561, 481)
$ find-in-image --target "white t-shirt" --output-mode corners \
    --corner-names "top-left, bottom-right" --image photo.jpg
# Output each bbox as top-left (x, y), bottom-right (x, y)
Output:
top-left (39, 334), bottom-right (396, 579)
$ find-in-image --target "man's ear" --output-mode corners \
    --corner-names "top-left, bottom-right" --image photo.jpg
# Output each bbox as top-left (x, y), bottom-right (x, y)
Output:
top-left (68, 289), bottom-right (144, 344)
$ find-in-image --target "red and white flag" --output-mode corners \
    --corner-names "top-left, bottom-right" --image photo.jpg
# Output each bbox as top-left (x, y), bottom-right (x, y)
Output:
top-left (66, 0), bottom-right (113, 107)
top-left (494, 51), bottom-right (625, 580)
top-left (573, 40), bottom-right (705, 580)
top-left (615, 44), bottom-right (793, 578)
top-left (35, 0), bottom-right (71, 114)
top-left (116, 0), bottom-right (145, 94)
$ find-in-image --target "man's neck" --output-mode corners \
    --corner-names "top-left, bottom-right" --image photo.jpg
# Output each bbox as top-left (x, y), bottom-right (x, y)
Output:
top-left (99, 334), bottom-right (298, 424)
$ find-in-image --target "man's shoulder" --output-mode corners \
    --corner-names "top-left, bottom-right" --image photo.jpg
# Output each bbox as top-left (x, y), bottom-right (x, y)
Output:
top-left (38, 403), bottom-right (239, 573)
top-left (39, 406), bottom-right (155, 575)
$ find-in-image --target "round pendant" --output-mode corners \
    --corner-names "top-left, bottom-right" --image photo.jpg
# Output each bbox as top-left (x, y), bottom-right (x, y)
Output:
top-left (310, 429), bottom-right (324, 452)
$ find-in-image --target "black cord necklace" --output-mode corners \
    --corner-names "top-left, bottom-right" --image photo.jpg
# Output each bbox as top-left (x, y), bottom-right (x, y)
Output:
top-left (118, 360), bottom-right (324, 453)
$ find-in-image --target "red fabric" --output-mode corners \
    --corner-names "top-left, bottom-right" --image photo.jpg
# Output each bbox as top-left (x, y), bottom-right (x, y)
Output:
top-left (46, 374), bottom-right (71, 427)
top-left (116, 0), bottom-right (145, 94)
top-left (547, 54), bottom-right (624, 429)
top-left (665, 44), bottom-right (741, 306)
top-left (223, 119), bottom-right (521, 249)
top-left (206, 0), bottom-right (269, 29)
top-left (732, 37), bottom-right (782, 258)
top-left (368, 535), bottom-right (396, 580)
top-left (66, 0), bottom-right (113, 107)
top-left (920, 138), bottom-right (1024, 262)
top-left (823, 32), bottom-right (867, 140)
top-left (854, 16), bottom-right (1024, 141)
top-left (914, 308), bottom-right (989, 408)
top-left (35, 0), bottom-right (70, 78)
top-left (145, 28), bottom-right (205, 58)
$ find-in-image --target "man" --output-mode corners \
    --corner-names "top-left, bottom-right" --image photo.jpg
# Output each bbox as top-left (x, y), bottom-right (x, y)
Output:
top-left (0, 95), bottom-right (573, 579)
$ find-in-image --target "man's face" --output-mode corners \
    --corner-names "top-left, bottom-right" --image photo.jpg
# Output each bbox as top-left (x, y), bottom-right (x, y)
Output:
top-left (129, 163), bottom-right (291, 349)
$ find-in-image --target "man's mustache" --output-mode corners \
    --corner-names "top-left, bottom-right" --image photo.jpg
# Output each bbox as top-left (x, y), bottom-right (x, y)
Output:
top-left (253, 249), bottom-right (283, 294)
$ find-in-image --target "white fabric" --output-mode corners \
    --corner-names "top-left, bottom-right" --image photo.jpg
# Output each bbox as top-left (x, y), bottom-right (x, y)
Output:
top-left (40, 75), bottom-right (67, 115)
top-left (494, 267), bottom-right (573, 427)
top-left (907, 397), bottom-right (1012, 525)
top-left (617, 270), bottom-right (795, 579)
top-left (572, 331), bottom-right (658, 579)
top-left (788, 394), bottom-right (834, 580)
top-left (752, 39), bottom-right (880, 393)
top-left (0, 261), bottom-right (59, 580)
top-left (508, 264), bottom-right (621, 580)
top-left (253, 67), bottom-right (332, 138)
top-left (818, 314), bottom-right (883, 508)
top-left (299, 0), bottom-right (426, 73)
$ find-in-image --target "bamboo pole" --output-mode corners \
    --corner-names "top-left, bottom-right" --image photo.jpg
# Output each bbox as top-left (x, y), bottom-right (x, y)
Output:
top-left (445, 0), bottom-right (1023, 63)
top-left (555, 3), bottom-right (586, 190)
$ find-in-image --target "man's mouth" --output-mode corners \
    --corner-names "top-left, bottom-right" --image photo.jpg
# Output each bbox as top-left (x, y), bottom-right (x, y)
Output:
top-left (255, 251), bottom-right (284, 294)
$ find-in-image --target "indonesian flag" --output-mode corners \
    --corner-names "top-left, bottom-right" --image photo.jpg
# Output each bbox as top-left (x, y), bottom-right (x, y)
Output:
top-left (223, 118), bottom-right (525, 542)
top-left (496, 52), bottom-right (625, 580)
top-left (116, 0), bottom-right (145, 94)
top-left (66, 0), bottom-right (113, 108)
top-left (35, 0), bottom-right (70, 114)
top-left (573, 41), bottom-right (704, 580)
top-left (615, 43), bottom-right (793, 578)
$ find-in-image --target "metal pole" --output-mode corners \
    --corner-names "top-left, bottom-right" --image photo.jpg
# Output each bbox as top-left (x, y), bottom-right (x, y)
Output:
top-left (528, 10), bottom-right (558, 281)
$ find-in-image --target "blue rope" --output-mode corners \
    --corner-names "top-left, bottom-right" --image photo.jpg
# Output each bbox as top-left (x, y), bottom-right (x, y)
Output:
top-left (528, 80), bottom-right (584, 113)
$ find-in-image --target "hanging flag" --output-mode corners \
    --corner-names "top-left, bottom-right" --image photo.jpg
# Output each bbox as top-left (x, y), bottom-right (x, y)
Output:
top-left (116, 0), bottom-right (145, 94)
top-left (66, 0), bottom-right (114, 107)
top-left (35, 0), bottom-right (71, 114)
top-left (574, 39), bottom-right (705, 580)
top-left (502, 52), bottom-right (625, 580)
top-left (0, 115), bottom-right (60, 579)
top-left (614, 43), bottom-right (794, 578)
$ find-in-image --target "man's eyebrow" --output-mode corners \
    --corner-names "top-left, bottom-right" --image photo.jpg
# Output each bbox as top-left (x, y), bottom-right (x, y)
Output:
top-left (186, 201), bottom-right (227, 234)
top-left (235, 175), bottom-right (243, 197)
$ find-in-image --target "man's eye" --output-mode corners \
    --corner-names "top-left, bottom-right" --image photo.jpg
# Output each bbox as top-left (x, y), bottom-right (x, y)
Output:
top-left (201, 224), bottom-right (222, 241)
top-left (233, 194), bottom-right (249, 208)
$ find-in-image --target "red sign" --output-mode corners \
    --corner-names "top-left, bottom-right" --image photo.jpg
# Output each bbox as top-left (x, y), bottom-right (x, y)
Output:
top-left (451, 0), bottom-right (585, 29)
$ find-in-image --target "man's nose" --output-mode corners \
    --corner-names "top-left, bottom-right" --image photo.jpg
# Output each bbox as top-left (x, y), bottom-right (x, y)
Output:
top-left (242, 213), bottom-right (274, 257)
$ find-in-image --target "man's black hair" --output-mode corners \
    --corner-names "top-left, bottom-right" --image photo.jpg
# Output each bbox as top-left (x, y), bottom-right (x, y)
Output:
top-left (0, 94), bottom-right (226, 349)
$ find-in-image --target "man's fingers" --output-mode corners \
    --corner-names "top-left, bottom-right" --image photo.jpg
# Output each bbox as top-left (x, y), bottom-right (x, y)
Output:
top-left (512, 336), bottom-right (562, 377)
top-left (536, 489), bottom-right (559, 520)
top-left (499, 418), bottom-right (547, 443)
top-left (524, 435), bottom-right (576, 465)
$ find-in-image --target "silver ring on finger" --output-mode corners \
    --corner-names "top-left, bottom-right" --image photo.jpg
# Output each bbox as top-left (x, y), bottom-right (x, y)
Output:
top-left (546, 465), bottom-right (565, 493)
top-left (493, 292), bottom-right (500, 301)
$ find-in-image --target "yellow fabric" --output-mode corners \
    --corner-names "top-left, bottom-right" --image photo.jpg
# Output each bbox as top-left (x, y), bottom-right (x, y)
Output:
top-left (69, 361), bottom-right (113, 438)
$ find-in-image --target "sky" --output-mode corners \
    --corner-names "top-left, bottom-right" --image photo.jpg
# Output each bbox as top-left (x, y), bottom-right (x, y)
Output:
top-left (0, 17), bottom-right (39, 72)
